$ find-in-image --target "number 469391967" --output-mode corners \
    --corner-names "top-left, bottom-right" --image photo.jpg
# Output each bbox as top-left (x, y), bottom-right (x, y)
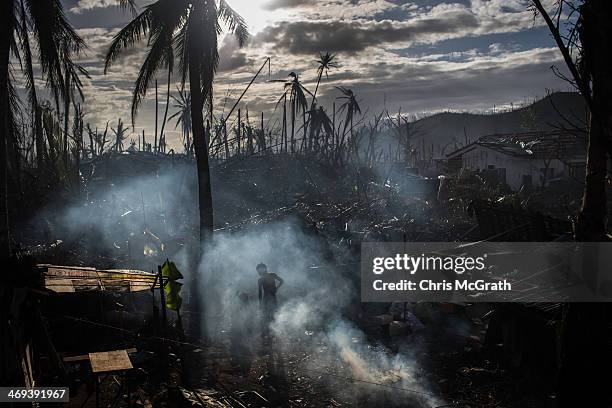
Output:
top-left (1, 387), bottom-right (69, 402)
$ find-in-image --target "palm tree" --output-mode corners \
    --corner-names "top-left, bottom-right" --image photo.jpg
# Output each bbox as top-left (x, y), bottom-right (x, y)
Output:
top-left (305, 104), bottom-right (333, 153)
top-left (111, 118), bottom-right (129, 152)
top-left (61, 43), bottom-right (88, 166)
top-left (95, 122), bottom-right (110, 155)
top-left (312, 52), bottom-right (338, 106)
top-left (41, 103), bottom-right (62, 169)
top-left (158, 69), bottom-right (173, 155)
top-left (336, 86), bottom-right (361, 162)
top-left (1, 0), bottom-right (86, 256)
top-left (105, 1), bottom-right (247, 341)
top-left (169, 87), bottom-right (192, 155)
top-left (272, 73), bottom-right (310, 154)
top-left (71, 103), bottom-right (84, 189)
top-left (304, 53), bottom-right (337, 146)
top-left (104, 0), bottom-right (248, 248)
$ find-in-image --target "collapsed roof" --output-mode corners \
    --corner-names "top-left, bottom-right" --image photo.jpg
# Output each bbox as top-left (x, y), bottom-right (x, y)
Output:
top-left (447, 130), bottom-right (586, 161)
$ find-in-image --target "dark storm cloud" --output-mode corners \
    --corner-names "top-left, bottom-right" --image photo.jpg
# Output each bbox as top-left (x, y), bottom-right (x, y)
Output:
top-left (263, 0), bottom-right (313, 10)
top-left (254, 11), bottom-right (479, 54)
top-left (218, 36), bottom-right (251, 72)
top-left (310, 47), bottom-right (569, 116)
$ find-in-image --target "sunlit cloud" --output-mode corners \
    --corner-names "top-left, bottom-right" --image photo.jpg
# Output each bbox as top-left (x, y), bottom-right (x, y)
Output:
top-left (57, 0), bottom-right (567, 151)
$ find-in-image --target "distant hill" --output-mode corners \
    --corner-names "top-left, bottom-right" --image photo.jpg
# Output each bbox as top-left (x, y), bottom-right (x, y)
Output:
top-left (409, 92), bottom-right (587, 158)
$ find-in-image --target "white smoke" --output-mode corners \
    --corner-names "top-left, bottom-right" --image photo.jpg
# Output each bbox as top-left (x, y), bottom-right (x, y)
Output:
top-left (198, 219), bottom-right (443, 407)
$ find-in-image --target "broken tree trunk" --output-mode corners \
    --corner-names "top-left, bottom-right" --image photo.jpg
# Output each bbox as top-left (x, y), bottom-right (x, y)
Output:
top-left (558, 4), bottom-right (612, 408)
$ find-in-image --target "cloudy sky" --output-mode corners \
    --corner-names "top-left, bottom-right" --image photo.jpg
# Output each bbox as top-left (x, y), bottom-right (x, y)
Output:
top-left (57, 0), bottom-right (570, 149)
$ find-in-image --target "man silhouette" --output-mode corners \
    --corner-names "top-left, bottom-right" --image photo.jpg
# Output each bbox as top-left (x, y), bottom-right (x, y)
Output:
top-left (257, 263), bottom-right (283, 326)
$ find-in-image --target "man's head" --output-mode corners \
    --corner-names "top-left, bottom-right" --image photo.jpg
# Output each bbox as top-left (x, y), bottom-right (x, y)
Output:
top-left (256, 262), bottom-right (267, 276)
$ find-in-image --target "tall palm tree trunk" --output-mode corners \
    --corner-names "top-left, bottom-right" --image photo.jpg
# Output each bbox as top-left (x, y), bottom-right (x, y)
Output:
top-left (187, 55), bottom-right (213, 345)
top-left (154, 80), bottom-right (158, 154)
top-left (260, 111), bottom-right (265, 152)
top-left (332, 101), bottom-right (336, 157)
top-left (90, 127), bottom-right (96, 156)
top-left (63, 64), bottom-right (71, 166)
top-left (159, 69), bottom-right (172, 155)
top-left (307, 71), bottom-right (323, 143)
top-left (0, 1), bottom-right (14, 258)
top-left (291, 102), bottom-right (295, 154)
top-left (223, 118), bottom-right (229, 159)
top-left (312, 71), bottom-right (323, 107)
top-left (302, 109), bottom-right (306, 153)
top-left (350, 115), bottom-right (355, 163)
top-left (18, 2), bottom-right (44, 172)
top-left (35, 106), bottom-right (44, 168)
top-left (283, 96), bottom-right (287, 152)
top-left (189, 59), bottom-right (214, 255)
top-left (237, 108), bottom-right (241, 155)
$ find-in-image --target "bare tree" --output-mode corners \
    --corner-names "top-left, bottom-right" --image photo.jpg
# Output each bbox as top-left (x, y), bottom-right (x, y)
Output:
top-left (531, 0), bottom-right (612, 240)
top-left (531, 4), bottom-right (611, 408)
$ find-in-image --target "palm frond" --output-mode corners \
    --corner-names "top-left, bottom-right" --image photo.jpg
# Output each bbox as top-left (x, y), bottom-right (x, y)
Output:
top-left (24, 0), bottom-right (85, 106)
top-left (120, 1), bottom-right (187, 123)
top-left (130, 30), bottom-right (173, 123)
top-left (116, 0), bottom-right (137, 15)
top-left (186, 0), bottom-right (219, 101)
top-left (105, 6), bottom-right (154, 73)
top-left (173, 14), bottom-right (190, 91)
top-left (17, 0), bottom-right (36, 111)
top-left (218, 0), bottom-right (249, 46)
top-left (7, 66), bottom-right (23, 136)
top-left (315, 52), bottom-right (338, 78)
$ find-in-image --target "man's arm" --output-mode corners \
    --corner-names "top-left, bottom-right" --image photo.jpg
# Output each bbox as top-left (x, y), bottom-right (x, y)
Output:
top-left (274, 274), bottom-right (284, 289)
top-left (258, 278), bottom-right (263, 301)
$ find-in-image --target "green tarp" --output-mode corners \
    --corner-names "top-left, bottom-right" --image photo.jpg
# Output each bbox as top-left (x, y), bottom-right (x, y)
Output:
top-left (161, 259), bottom-right (183, 311)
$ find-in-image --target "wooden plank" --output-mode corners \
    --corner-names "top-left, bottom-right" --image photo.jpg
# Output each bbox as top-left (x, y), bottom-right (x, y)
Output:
top-left (44, 278), bottom-right (75, 293)
top-left (89, 349), bottom-right (134, 373)
top-left (64, 348), bottom-right (137, 363)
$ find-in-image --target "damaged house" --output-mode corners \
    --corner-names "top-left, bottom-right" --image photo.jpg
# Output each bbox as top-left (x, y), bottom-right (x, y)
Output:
top-left (446, 130), bottom-right (587, 190)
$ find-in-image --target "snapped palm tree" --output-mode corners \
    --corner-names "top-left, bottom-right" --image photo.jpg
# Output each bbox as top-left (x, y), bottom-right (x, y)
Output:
top-left (272, 72), bottom-right (310, 153)
top-left (302, 52), bottom-right (337, 149)
top-left (305, 104), bottom-right (333, 153)
top-left (336, 86), bottom-right (361, 162)
top-left (312, 52), bottom-right (338, 107)
top-left (86, 122), bottom-right (110, 156)
top-left (61, 43), bottom-right (89, 166)
top-left (169, 87), bottom-right (192, 155)
top-left (111, 118), bottom-right (129, 152)
top-left (104, 0), bottom-right (248, 248)
top-left (1, 0), bottom-right (86, 256)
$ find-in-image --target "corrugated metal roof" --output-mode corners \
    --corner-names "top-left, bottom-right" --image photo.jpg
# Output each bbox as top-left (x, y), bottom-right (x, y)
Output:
top-left (447, 130), bottom-right (586, 160)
